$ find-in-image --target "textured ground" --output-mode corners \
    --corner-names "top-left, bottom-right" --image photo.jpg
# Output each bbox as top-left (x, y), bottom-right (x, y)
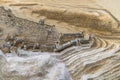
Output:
top-left (0, 50), bottom-right (71, 80)
top-left (0, 0), bottom-right (120, 80)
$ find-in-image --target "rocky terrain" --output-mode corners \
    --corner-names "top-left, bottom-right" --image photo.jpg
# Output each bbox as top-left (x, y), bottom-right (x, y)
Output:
top-left (0, 50), bottom-right (71, 80)
top-left (0, 0), bottom-right (120, 80)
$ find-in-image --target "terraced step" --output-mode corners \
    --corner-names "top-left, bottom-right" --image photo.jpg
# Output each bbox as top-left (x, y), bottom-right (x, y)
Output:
top-left (60, 36), bottom-right (120, 80)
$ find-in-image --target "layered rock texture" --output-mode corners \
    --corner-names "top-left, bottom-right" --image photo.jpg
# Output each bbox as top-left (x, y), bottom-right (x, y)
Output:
top-left (0, 0), bottom-right (120, 80)
top-left (61, 37), bottom-right (120, 80)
